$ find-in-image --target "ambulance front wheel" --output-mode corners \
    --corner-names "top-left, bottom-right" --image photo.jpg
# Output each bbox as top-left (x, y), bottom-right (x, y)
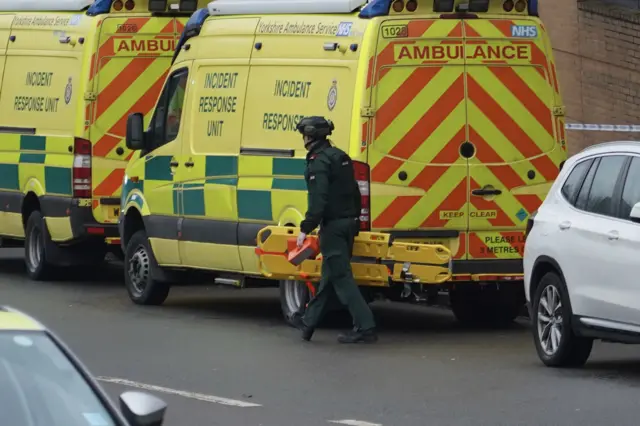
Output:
top-left (24, 210), bottom-right (55, 281)
top-left (125, 230), bottom-right (170, 306)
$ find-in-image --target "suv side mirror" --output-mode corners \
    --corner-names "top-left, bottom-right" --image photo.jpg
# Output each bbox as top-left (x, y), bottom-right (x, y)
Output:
top-left (126, 113), bottom-right (146, 151)
top-left (119, 391), bottom-right (167, 426)
top-left (630, 202), bottom-right (640, 224)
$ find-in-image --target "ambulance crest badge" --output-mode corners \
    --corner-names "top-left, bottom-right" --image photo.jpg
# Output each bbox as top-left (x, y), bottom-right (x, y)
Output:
top-left (327, 80), bottom-right (337, 111)
top-left (64, 77), bottom-right (73, 105)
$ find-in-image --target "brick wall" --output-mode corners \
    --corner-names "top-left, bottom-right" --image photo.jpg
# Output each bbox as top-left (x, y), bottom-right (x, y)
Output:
top-left (540, 0), bottom-right (640, 154)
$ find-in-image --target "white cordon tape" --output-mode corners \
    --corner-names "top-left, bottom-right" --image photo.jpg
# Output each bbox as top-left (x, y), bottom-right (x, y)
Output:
top-left (565, 123), bottom-right (640, 132)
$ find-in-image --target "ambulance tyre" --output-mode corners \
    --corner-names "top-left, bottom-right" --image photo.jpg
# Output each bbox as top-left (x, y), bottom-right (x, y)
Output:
top-left (280, 279), bottom-right (312, 326)
top-left (125, 230), bottom-right (170, 306)
top-left (279, 280), bottom-right (372, 327)
top-left (450, 285), bottom-right (523, 327)
top-left (24, 210), bottom-right (55, 281)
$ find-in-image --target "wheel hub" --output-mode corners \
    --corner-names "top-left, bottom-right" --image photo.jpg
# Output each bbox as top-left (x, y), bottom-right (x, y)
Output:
top-left (129, 246), bottom-right (150, 295)
top-left (537, 284), bottom-right (564, 356)
top-left (284, 280), bottom-right (308, 314)
top-left (27, 226), bottom-right (42, 273)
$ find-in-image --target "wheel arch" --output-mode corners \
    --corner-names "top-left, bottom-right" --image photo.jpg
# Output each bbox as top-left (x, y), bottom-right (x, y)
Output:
top-left (21, 192), bottom-right (41, 230)
top-left (530, 255), bottom-right (567, 302)
top-left (122, 207), bottom-right (145, 250)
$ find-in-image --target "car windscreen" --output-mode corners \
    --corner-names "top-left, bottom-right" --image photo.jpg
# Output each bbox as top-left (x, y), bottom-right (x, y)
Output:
top-left (0, 330), bottom-right (117, 426)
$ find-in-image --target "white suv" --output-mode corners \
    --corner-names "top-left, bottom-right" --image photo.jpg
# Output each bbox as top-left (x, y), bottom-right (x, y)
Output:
top-left (524, 141), bottom-right (640, 367)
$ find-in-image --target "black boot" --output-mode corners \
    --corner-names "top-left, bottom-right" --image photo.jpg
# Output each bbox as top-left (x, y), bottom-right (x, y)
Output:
top-left (337, 328), bottom-right (378, 344)
top-left (290, 313), bottom-right (314, 342)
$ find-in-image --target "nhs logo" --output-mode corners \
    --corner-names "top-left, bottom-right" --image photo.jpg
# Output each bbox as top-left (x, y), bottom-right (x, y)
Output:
top-left (336, 22), bottom-right (353, 37)
top-left (511, 25), bottom-right (538, 38)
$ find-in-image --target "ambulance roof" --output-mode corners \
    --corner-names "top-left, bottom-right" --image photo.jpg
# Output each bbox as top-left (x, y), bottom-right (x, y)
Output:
top-left (207, 0), bottom-right (367, 16)
top-left (0, 0), bottom-right (94, 11)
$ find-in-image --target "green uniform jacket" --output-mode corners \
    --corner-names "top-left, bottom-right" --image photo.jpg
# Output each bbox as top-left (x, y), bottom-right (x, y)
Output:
top-left (300, 141), bottom-right (361, 234)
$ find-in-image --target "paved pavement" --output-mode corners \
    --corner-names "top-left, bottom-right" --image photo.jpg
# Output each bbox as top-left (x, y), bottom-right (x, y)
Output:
top-left (2, 248), bottom-right (640, 426)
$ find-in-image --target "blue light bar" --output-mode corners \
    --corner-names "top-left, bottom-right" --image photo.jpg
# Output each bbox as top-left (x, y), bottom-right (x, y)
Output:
top-left (86, 0), bottom-right (112, 15)
top-left (358, 0), bottom-right (392, 18)
top-left (184, 7), bottom-right (209, 36)
top-left (172, 8), bottom-right (209, 64)
top-left (528, 0), bottom-right (539, 16)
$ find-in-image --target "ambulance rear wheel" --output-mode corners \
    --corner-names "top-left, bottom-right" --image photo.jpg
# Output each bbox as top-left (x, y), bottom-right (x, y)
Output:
top-left (24, 210), bottom-right (54, 281)
top-left (125, 230), bottom-right (170, 306)
top-left (280, 279), bottom-right (312, 326)
top-left (450, 285), bottom-right (523, 327)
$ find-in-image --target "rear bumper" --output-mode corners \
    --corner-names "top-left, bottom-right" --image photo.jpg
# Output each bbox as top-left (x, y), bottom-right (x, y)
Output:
top-left (451, 259), bottom-right (523, 281)
top-left (42, 196), bottom-right (119, 243)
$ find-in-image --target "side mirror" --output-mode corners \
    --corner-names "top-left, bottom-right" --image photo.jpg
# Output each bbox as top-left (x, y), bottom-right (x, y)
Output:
top-left (119, 391), bottom-right (167, 426)
top-left (126, 113), bottom-right (146, 151)
top-left (630, 202), bottom-right (640, 224)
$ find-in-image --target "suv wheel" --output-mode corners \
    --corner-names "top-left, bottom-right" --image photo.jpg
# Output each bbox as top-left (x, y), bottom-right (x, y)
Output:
top-left (532, 272), bottom-right (593, 367)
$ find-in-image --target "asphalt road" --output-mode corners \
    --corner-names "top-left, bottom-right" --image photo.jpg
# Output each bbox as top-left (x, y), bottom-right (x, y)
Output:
top-left (2, 248), bottom-right (640, 426)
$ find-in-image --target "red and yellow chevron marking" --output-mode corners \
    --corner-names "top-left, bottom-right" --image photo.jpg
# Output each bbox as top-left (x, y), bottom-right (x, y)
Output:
top-left (86, 16), bottom-right (185, 223)
top-left (365, 17), bottom-right (567, 263)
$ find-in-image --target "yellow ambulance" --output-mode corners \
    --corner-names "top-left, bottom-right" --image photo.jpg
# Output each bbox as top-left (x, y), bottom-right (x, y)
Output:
top-left (121, 0), bottom-right (567, 325)
top-left (0, 0), bottom-right (210, 280)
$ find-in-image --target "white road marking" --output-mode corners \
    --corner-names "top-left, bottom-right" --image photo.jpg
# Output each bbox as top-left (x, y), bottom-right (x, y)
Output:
top-left (97, 376), bottom-right (262, 408)
top-left (329, 420), bottom-right (382, 426)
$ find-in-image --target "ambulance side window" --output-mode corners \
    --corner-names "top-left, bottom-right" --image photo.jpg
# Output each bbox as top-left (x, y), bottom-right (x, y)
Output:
top-left (149, 68), bottom-right (189, 151)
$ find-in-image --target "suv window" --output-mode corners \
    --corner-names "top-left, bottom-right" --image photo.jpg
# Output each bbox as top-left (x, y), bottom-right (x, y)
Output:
top-left (149, 68), bottom-right (189, 152)
top-left (561, 159), bottom-right (592, 205)
top-left (575, 158), bottom-right (599, 211)
top-left (620, 156), bottom-right (640, 219)
top-left (584, 155), bottom-right (627, 216)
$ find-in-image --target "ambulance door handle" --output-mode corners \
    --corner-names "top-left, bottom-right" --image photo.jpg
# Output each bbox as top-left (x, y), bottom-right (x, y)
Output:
top-left (184, 160), bottom-right (195, 168)
top-left (169, 160), bottom-right (179, 168)
top-left (472, 188), bottom-right (502, 196)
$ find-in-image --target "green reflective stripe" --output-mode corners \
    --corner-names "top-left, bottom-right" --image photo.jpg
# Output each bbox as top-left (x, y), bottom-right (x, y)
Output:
top-left (206, 155), bottom-right (237, 177)
top-left (272, 178), bottom-right (307, 191)
top-left (44, 167), bottom-right (72, 195)
top-left (0, 164), bottom-right (19, 190)
top-left (182, 183), bottom-right (205, 216)
top-left (238, 190), bottom-right (271, 221)
top-left (20, 135), bottom-right (46, 151)
top-left (145, 156), bottom-right (173, 181)
top-left (273, 158), bottom-right (305, 176)
top-left (172, 183), bottom-right (180, 215)
top-left (20, 153), bottom-right (46, 164)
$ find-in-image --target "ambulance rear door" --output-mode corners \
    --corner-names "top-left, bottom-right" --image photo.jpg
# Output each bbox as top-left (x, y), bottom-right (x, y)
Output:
top-left (89, 15), bottom-right (182, 223)
top-left (463, 18), bottom-right (564, 262)
top-left (368, 18), bottom-right (468, 260)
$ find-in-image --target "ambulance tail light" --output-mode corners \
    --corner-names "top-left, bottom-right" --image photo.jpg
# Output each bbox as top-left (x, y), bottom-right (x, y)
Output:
top-left (124, 0), bottom-right (135, 11)
top-left (353, 161), bottom-right (371, 232)
top-left (73, 138), bottom-right (92, 199)
top-left (503, 0), bottom-right (514, 11)
top-left (113, 0), bottom-right (123, 11)
top-left (514, 0), bottom-right (527, 12)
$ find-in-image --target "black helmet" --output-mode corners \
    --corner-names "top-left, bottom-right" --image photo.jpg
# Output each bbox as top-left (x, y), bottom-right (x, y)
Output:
top-left (296, 116), bottom-right (334, 139)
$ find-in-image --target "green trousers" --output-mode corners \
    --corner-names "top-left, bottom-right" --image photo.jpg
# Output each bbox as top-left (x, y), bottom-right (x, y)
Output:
top-left (302, 218), bottom-right (376, 331)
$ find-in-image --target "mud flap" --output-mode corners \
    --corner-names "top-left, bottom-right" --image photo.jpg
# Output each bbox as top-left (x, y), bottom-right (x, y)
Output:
top-left (255, 226), bottom-right (452, 285)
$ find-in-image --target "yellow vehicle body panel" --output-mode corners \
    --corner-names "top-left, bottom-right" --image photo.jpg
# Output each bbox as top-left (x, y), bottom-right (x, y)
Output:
top-left (123, 1), bottom-right (565, 286)
top-left (0, 1), bottom-right (210, 251)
